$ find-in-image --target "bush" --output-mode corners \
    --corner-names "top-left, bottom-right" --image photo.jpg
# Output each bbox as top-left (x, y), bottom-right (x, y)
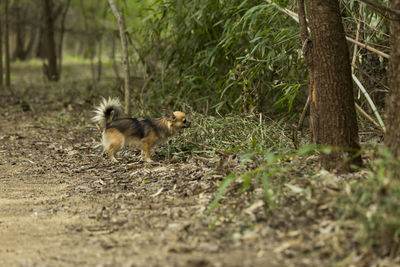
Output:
top-left (134, 0), bottom-right (306, 115)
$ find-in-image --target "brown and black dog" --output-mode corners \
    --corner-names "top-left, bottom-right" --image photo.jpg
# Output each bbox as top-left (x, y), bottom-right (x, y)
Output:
top-left (92, 98), bottom-right (190, 162)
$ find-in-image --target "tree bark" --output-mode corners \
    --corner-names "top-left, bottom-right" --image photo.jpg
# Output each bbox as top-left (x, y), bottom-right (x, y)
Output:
top-left (385, 0), bottom-right (400, 160)
top-left (108, 0), bottom-right (131, 115)
top-left (305, 0), bottom-right (362, 171)
top-left (5, 0), bottom-right (10, 87)
top-left (43, 0), bottom-right (59, 81)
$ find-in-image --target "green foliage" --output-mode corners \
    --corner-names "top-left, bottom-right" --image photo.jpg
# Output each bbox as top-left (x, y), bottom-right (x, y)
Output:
top-left (134, 0), bottom-right (306, 115)
top-left (337, 147), bottom-right (400, 254)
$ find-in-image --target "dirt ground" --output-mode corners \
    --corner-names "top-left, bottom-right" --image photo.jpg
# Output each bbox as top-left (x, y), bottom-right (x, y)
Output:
top-left (0, 83), bottom-right (302, 267)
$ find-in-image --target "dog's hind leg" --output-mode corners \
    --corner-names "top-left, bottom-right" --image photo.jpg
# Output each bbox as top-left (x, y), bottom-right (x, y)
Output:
top-left (104, 129), bottom-right (124, 162)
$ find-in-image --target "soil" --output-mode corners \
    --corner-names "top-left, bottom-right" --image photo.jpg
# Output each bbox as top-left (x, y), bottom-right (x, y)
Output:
top-left (0, 85), bottom-right (292, 266)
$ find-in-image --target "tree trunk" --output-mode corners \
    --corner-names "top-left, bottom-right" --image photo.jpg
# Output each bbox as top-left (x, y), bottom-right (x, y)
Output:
top-left (35, 27), bottom-right (47, 59)
top-left (0, 4), bottom-right (3, 89)
top-left (305, 0), bottom-right (362, 171)
top-left (111, 33), bottom-right (121, 80)
top-left (12, 1), bottom-right (26, 61)
top-left (57, 0), bottom-right (71, 78)
top-left (108, 0), bottom-right (131, 115)
top-left (43, 0), bottom-right (58, 81)
top-left (5, 0), bottom-right (10, 87)
top-left (79, 0), bottom-right (96, 82)
top-left (97, 3), bottom-right (108, 83)
top-left (97, 38), bottom-right (103, 82)
top-left (385, 0), bottom-right (400, 160)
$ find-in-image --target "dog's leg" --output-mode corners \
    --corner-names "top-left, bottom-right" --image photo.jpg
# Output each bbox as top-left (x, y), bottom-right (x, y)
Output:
top-left (141, 132), bottom-right (157, 162)
top-left (141, 141), bottom-right (153, 162)
top-left (105, 129), bottom-right (124, 162)
top-left (107, 145), bottom-right (119, 162)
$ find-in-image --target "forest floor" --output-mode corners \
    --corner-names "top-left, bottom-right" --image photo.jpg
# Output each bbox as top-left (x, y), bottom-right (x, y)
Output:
top-left (0, 63), bottom-right (288, 267)
top-left (0, 93), bottom-right (279, 267)
top-left (0, 62), bottom-right (397, 267)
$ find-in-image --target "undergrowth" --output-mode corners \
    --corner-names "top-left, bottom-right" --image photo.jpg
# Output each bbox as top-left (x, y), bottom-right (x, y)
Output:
top-left (336, 147), bottom-right (400, 257)
top-left (206, 141), bottom-right (400, 262)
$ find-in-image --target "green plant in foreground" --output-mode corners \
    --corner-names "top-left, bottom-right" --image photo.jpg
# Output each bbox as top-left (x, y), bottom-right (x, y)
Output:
top-left (337, 146), bottom-right (400, 256)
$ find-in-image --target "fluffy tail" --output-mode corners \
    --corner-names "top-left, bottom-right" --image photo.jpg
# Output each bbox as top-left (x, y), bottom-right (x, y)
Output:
top-left (92, 97), bottom-right (124, 128)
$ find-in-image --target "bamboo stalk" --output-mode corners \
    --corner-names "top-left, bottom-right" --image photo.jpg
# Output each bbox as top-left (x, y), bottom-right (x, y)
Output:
top-left (352, 74), bottom-right (386, 132)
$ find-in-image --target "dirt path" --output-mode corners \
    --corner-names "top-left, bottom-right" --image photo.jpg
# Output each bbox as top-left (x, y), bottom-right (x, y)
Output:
top-left (0, 95), bottom-right (286, 266)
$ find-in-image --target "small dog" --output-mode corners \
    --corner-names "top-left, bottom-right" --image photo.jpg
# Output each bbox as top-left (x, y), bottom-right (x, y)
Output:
top-left (92, 97), bottom-right (190, 162)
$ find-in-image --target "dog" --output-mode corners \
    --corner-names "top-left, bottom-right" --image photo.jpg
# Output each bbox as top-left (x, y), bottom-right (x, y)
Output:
top-left (92, 97), bottom-right (190, 162)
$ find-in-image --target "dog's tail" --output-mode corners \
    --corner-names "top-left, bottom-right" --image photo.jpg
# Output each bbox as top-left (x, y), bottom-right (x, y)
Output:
top-left (92, 97), bottom-right (124, 128)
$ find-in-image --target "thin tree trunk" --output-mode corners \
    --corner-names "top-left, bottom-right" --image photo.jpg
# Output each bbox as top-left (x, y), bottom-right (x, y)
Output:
top-left (97, 38), bottom-right (103, 82)
top-left (13, 1), bottom-right (25, 61)
top-left (108, 0), bottom-right (130, 115)
top-left (97, 3), bottom-right (108, 83)
top-left (79, 0), bottom-right (96, 82)
top-left (57, 0), bottom-right (71, 78)
top-left (5, 0), bottom-right (10, 87)
top-left (23, 26), bottom-right (38, 59)
top-left (111, 34), bottom-right (121, 80)
top-left (0, 4), bottom-right (3, 89)
top-left (384, 0), bottom-right (400, 162)
top-left (43, 0), bottom-right (58, 81)
top-left (293, 0), bottom-right (313, 147)
top-left (305, 0), bottom-right (362, 171)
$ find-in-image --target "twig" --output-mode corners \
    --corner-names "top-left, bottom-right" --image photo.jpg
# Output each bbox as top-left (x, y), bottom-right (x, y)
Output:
top-left (292, 95), bottom-right (310, 149)
top-left (345, 36), bottom-right (389, 59)
top-left (356, 0), bottom-right (400, 18)
top-left (355, 102), bottom-right (382, 130)
top-left (352, 74), bottom-right (386, 132)
top-left (186, 140), bottom-right (228, 157)
top-left (352, 63), bottom-right (389, 92)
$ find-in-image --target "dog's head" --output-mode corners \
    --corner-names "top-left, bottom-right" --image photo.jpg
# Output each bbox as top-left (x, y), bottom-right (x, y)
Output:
top-left (163, 111), bottom-right (191, 129)
top-left (173, 111), bottom-right (191, 128)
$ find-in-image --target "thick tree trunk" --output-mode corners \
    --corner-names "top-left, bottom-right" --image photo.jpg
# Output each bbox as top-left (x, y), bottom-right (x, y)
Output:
top-left (43, 0), bottom-right (59, 81)
top-left (108, 0), bottom-right (131, 115)
top-left (5, 0), bottom-right (10, 87)
top-left (385, 0), bottom-right (400, 160)
top-left (305, 0), bottom-right (362, 171)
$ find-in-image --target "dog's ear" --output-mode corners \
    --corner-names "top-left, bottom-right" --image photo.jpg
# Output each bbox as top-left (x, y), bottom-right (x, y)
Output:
top-left (162, 109), bottom-right (176, 120)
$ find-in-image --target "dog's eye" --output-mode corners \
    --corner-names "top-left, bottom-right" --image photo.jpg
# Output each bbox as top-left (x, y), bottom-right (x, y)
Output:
top-left (183, 119), bottom-right (186, 123)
